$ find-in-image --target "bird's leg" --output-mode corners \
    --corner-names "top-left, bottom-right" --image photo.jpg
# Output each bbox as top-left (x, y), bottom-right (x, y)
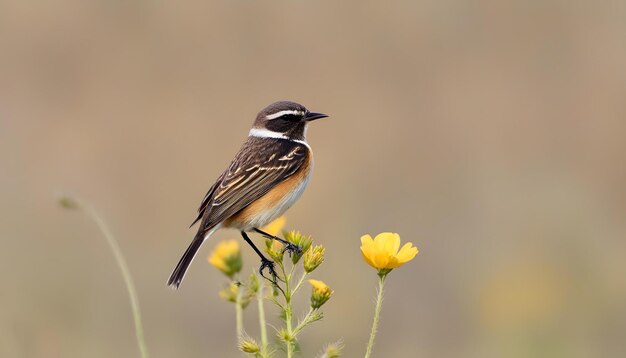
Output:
top-left (240, 231), bottom-right (278, 284)
top-left (253, 228), bottom-right (302, 256)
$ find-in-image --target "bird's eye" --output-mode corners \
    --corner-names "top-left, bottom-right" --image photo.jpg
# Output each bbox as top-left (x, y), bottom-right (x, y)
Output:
top-left (280, 114), bottom-right (302, 121)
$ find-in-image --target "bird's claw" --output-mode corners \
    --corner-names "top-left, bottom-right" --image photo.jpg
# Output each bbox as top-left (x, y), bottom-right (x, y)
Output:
top-left (281, 242), bottom-right (302, 257)
top-left (259, 258), bottom-right (278, 283)
top-left (258, 258), bottom-right (286, 295)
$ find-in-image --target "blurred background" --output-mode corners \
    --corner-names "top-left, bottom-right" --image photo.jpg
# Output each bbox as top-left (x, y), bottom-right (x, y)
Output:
top-left (2, 1), bottom-right (625, 357)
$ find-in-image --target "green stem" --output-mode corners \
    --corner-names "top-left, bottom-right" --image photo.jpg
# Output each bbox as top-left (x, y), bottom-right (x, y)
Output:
top-left (285, 307), bottom-right (293, 358)
top-left (365, 275), bottom-right (386, 358)
top-left (235, 281), bottom-right (244, 339)
top-left (285, 275), bottom-right (294, 358)
top-left (291, 272), bottom-right (308, 296)
top-left (257, 280), bottom-right (268, 353)
top-left (292, 308), bottom-right (314, 336)
top-left (83, 202), bottom-right (149, 358)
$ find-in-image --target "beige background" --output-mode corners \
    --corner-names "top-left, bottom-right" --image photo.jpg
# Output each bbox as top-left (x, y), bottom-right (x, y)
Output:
top-left (1, 1), bottom-right (625, 357)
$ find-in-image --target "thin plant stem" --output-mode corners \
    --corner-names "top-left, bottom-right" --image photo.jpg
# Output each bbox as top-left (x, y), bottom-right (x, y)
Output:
top-left (365, 275), bottom-right (386, 358)
top-left (288, 260), bottom-right (297, 279)
top-left (235, 280), bottom-right (244, 339)
top-left (292, 308), bottom-right (314, 336)
top-left (291, 272), bottom-right (308, 296)
top-left (275, 259), bottom-right (295, 358)
top-left (284, 268), bottom-right (294, 358)
top-left (81, 201), bottom-right (149, 358)
top-left (286, 309), bottom-right (294, 358)
top-left (257, 280), bottom-right (268, 352)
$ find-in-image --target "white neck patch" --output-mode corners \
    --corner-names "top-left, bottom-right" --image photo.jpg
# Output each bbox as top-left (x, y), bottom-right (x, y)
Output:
top-left (249, 127), bottom-right (288, 140)
top-left (265, 110), bottom-right (304, 120)
top-left (248, 127), bottom-right (309, 148)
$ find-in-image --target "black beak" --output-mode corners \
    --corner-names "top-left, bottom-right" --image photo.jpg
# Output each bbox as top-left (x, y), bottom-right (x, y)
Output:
top-left (304, 112), bottom-right (328, 121)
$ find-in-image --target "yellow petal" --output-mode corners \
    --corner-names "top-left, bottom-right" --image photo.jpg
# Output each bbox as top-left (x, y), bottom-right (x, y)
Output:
top-left (360, 234), bottom-right (374, 247)
top-left (372, 250), bottom-right (390, 268)
top-left (223, 240), bottom-right (238, 255)
top-left (214, 241), bottom-right (228, 256)
top-left (361, 249), bottom-right (377, 268)
top-left (262, 216), bottom-right (286, 236)
top-left (360, 235), bottom-right (378, 268)
top-left (381, 232), bottom-right (401, 255)
top-left (308, 279), bottom-right (329, 291)
top-left (386, 255), bottom-right (402, 268)
top-left (396, 242), bottom-right (418, 263)
top-left (373, 234), bottom-right (388, 255)
top-left (360, 235), bottom-right (373, 250)
top-left (208, 255), bottom-right (227, 271)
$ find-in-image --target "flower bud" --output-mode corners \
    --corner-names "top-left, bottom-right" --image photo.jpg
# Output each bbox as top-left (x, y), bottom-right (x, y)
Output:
top-left (322, 342), bottom-right (343, 358)
top-left (218, 282), bottom-right (239, 303)
top-left (239, 338), bottom-right (260, 353)
top-left (218, 282), bottom-right (253, 308)
top-left (308, 279), bottom-right (332, 309)
top-left (277, 328), bottom-right (292, 343)
top-left (265, 239), bottom-right (285, 263)
top-left (303, 245), bottom-right (325, 273)
top-left (208, 240), bottom-right (242, 279)
top-left (247, 272), bottom-right (259, 294)
top-left (285, 230), bottom-right (312, 264)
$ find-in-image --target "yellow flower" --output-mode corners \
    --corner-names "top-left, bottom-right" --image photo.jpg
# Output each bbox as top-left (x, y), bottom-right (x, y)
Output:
top-left (262, 216), bottom-right (286, 236)
top-left (265, 238), bottom-right (285, 263)
top-left (303, 245), bottom-right (325, 273)
top-left (208, 239), bottom-right (243, 278)
top-left (309, 279), bottom-right (332, 309)
top-left (360, 233), bottom-right (418, 275)
top-left (284, 230), bottom-right (312, 264)
top-left (262, 216), bottom-right (287, 262)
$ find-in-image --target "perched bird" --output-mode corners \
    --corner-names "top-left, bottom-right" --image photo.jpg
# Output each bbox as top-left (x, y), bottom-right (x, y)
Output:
top-left (168, 101), bottom-right (328, 289)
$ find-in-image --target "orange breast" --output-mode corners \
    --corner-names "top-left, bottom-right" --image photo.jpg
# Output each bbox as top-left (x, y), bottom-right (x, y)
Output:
top-left (224, 154), bottom-right (312, 230)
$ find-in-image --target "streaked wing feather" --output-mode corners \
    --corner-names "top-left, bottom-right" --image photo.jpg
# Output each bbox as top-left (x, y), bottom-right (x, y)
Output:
top-left (194, 138), bottom-right (307, 230)
top-left (190, 171), bottom-right (225, 227)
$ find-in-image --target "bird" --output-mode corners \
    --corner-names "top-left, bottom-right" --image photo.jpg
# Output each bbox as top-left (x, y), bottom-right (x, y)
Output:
top-left (167, 101), bottom-right (328, 289)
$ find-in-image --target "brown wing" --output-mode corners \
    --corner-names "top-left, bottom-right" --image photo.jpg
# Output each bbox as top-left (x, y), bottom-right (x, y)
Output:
top-left (191, 137), bottom-right (308, 231)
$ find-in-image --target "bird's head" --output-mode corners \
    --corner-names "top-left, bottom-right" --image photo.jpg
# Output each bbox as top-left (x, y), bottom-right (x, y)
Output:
top-left (252, 101), bottom-right (328, 141)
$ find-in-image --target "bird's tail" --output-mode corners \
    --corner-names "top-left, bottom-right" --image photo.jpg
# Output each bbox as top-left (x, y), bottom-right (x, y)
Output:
top-left (167, 226), bottom-right (218, 289)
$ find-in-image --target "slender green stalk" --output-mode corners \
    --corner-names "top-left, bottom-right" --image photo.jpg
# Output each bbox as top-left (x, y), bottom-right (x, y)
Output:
top-left (291, 272), bottom-right (308, 296)
top-left (293, 308), bottom-right (314, 336)
top-left (235, 281), bottom-right (244, 339)
top-left (365, 275), bottom-right (386, 358)
top-left (82, 201), bottom-right (149, 358)
top-left (257, 280), bottom-right (268, 352)
top-left (285, 309), bottom-right (294, 357)
top-left (284, 269), bottom-right (294, 358)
